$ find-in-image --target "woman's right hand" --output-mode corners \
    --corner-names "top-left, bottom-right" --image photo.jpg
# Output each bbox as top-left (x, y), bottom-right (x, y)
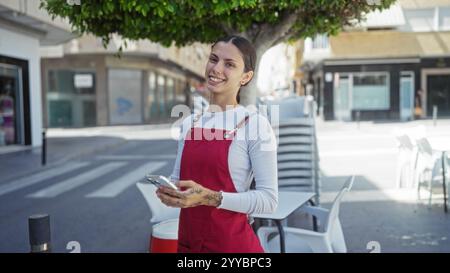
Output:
top-left (155, 180), bottom-right (223, 208)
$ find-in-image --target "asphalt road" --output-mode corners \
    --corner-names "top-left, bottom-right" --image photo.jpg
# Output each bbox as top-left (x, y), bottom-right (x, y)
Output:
top-left (0, 138), bottom-right (178, 253)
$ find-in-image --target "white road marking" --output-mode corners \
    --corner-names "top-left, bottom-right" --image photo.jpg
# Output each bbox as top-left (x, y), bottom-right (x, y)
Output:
top-left (0, 162), bottom-right (90, 196)
top-left (27, 162), bottom-right (126, 198)
top-left (95, 155), bottom-right (176, 160)
top-left (85, 161), bottom-right (168, 198)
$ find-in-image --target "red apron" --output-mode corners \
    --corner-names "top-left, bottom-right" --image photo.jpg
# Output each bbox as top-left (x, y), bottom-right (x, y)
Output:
top-left (177, 114), bottom-right (264, 253)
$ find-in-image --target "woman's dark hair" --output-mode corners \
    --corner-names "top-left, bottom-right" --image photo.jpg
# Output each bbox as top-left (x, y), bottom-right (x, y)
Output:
top-left (211, 35), bottom-right (257, 103)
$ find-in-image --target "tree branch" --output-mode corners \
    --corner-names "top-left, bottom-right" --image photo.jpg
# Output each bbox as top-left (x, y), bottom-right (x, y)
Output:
top-left (220, 22), bottom-right (237, 36)
top-left (252, 9), bottom-right (301, 48)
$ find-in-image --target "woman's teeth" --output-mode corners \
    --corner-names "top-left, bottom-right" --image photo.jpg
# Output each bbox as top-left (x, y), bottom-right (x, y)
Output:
top-left (209, 76), bottom-right (225, 83)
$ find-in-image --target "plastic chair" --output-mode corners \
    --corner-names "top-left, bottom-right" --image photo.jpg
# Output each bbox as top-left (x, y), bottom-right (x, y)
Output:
top-left (415, 138), bottom-right (449, 211)
top-left (394, 134), bottom-right (416, 188)
top-left (136, 182), bottom-right (180, 223)
top-left (257, 176), bottom-right (354, 253)
top-left (393, 126), bottom-right (427, 189)
top-left (136, 182), bottom-right (180, 252)
top-left (274, 118), bottom-right (321, 205)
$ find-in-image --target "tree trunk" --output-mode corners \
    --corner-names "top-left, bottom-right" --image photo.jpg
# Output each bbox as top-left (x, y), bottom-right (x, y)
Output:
top-left (238, 12), bottom-right (298, 106)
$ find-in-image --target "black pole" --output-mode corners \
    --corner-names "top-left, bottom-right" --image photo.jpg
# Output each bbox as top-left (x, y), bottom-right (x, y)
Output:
top-left (42, 131), bottom-right (46, 166)
top-left (356, 111), bottom-right (361, 129)
top-left (442, 151), bottom-right (447, 213)
top-left (28, 214), bottom-right (52, 253)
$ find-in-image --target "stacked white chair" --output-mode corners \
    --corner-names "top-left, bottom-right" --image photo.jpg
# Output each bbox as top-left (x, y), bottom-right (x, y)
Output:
top-left (260, 95), bottom-right (320, 205)
top-left (274, 118), bottom-right (320, 205)
top-left (257, 176), bottom-right (354, 253)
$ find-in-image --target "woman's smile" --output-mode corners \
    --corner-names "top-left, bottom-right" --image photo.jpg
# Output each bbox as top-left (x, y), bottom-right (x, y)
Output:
top-left (207, 74), bottom-right (226, 86)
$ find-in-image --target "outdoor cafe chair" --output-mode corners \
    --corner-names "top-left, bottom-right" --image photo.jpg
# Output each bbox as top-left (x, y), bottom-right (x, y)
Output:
top-left (136, 182), bottom-right (180, 252)
top-left (257, 176), bottom-right (354, 253)
top-left (394, 134), bottom-right (416, 188)
top-left (416, 138), bottom-right (449, 210)
top-left (136, 181), bottom-right (180, 223)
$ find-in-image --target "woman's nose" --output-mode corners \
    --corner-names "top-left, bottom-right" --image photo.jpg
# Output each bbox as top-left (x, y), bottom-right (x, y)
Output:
top-left (211, 62), bottom-right (224, 75)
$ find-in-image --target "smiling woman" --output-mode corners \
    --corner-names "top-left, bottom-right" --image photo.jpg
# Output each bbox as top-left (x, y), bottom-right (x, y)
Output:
top-left (206, 36), bottom-right (256, 106)
top-left (155, 36), bottom-right (278, 253)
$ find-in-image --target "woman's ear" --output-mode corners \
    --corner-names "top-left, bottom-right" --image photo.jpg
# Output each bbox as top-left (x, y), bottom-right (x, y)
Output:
top-left (240, 71), bottom-right (254, 86)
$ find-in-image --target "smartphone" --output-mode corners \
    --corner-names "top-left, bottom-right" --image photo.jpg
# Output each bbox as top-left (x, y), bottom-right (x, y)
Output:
top-left (145, 174), bottom-right (179, 191)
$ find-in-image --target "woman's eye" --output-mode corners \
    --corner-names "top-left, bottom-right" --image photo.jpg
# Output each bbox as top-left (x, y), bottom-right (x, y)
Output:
top-left (226, 63), bottom-right (234, 68)
top-left (209, 58), bottom-right (217, 63)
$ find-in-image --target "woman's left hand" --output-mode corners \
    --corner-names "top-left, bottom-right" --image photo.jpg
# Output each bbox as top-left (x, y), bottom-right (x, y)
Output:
top-left (156, 180), bottom-right (223, 208)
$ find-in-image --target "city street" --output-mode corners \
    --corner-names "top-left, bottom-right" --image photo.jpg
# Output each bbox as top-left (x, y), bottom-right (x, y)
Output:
top-left (1, 119), bottom-right (450, 252)
top-left (0, 128), bottom-right (178, 252)
top-left (1, 0), bottom-right (450, 256)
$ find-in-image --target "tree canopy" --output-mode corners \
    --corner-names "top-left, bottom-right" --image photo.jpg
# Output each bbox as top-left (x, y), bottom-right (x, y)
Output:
top-left (43, 0), bottom-right (394, 47)
top-left (42, 0), bottom-right (396, 104)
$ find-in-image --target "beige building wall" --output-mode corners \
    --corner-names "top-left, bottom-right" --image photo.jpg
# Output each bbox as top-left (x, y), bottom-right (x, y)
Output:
top-left (58, 35), bottom-right (209, 78)
top-left (398, 0), bottom-right (450, 9)
top-left (329, 31), bottom-right (450, 59)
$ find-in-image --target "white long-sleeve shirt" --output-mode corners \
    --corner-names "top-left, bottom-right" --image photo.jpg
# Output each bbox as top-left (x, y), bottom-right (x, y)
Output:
top-left (170, 105), bottom-right (278, 215)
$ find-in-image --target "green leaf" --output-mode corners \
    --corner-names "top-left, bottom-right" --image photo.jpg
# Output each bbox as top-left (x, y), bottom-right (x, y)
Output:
top-left (40, 0), bottom-right (396, 53)
top-left (157, 8), bottom-right (164, 17)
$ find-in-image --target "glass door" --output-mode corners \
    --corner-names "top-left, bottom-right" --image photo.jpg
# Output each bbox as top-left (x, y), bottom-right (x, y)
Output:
top-left (427, 74), bottom-right (450, 117)
top-left (400, 72), bottom-right (414, 121)
top-left (334, 74), bottom-right (352, 121)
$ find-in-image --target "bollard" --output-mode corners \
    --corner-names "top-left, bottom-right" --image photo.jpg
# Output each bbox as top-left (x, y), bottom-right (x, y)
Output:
top-left (356, 111), bottom-right (361, 129)
top-left (433, 105), bottom-right (438, 127)
top-left (28, 214), bottom-right (51, 253)
top-left (42, 131), bottom-right (46, 166)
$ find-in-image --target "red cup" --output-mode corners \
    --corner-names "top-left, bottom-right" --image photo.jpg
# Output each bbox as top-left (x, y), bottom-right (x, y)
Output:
top-left (150, 218), bottom-right (179, 253)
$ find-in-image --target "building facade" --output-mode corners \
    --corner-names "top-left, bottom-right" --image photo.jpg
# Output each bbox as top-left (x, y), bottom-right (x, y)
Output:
top-left (302, 0), bottom-right (450, 121)
top-left (41, 35), bottom-right (208, 128)
top-left (0, 0), bottom-right (73, 148)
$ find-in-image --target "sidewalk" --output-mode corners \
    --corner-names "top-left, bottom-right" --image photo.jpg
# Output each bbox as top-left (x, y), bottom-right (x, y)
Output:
top-left (312, 118), bottom-right (450, 252)
top-left (0, 123), bottom-right (175, 185)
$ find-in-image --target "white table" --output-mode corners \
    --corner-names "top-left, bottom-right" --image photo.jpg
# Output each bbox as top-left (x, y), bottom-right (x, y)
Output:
top-left (428, 137), bottom-right (450, 213)
top-left (252, 191), bottom-right (317, 253)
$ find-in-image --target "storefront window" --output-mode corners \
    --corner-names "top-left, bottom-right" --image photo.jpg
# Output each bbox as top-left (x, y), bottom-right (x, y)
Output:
top-left (175, 80), bottom-right (187, 105)
top-left (49, 100), bottom-right (72, 127)
top-left (48, 70), bottom-right (95, 94)
top-left (47, 69), bottom-right (96, 127)
top-left (167, 77), bottom-right (175, 112)
top-left (439, 7), bottom-right (450, 31)
top-left (352, 73), bottom-right (390, 110)
top-left (157, 75), bottom-right (166, 118)
top-left (0, 64), bottom-right (22, 145)
top-left (108, 69), bottom-right (142, 125)
top-left (148, 71), bottom-right (157, 120)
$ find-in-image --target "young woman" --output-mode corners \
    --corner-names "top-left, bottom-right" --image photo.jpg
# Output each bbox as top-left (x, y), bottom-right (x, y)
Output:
top-left (156, 35), bottom-right (278, 253)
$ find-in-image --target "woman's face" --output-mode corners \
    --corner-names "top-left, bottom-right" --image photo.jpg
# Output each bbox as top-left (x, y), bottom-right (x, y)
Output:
top-left (205, 41), bottom-right (253, 97)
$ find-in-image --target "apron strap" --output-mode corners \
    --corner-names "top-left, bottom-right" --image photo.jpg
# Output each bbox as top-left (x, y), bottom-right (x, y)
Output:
top-left (225, 113), bottom-right (254, 138)
top-left (235, 115), bottom-right (251, 130)
top-left (192, 111), bottom-right (255, 138)
top-left (191, 112), bottom-right (203, 128)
